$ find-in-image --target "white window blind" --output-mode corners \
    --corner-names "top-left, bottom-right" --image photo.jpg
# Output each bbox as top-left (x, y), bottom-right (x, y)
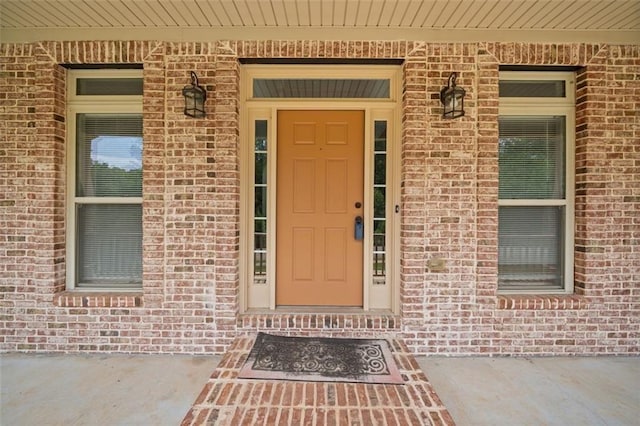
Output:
top-left (498, 206), bottom-right (565, 291)
top-left (498, 116), bottom-right (567, 291)
top-left (75, 114), bottom-right (143, 288)
top-left (499, 116), bottom-right (565, 199)
top-left (77, 204), bottom-right (142, 286)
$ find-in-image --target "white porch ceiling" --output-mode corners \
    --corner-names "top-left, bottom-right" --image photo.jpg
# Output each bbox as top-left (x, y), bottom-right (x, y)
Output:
top-left (1, 0), bottom-right (639, 43)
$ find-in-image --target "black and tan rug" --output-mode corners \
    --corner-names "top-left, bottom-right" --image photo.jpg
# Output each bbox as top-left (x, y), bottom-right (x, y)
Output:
top-left (237, 332), bottom-right (403, 384)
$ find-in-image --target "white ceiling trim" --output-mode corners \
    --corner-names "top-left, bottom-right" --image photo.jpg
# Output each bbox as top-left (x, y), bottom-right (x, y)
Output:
top-left (2, 26), bottom-right (638, 44)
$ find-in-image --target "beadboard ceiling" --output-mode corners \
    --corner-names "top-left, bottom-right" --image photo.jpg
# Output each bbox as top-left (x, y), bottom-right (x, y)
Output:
top-left (1, 0), bottom-right (639, 43)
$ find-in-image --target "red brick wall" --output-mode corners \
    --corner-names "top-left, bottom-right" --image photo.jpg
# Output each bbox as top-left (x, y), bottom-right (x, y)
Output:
top-left (1, 41), bottom-right (638, 355)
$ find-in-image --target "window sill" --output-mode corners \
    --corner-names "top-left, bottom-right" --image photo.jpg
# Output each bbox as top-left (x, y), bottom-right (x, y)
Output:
top-left (54, 292), bottom-right (142, 308)
top-left (497, 294), bottom-right (587, 310)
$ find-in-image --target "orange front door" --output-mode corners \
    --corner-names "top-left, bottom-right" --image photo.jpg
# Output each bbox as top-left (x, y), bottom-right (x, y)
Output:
top-left (276, 110), bottom-right (364, 306)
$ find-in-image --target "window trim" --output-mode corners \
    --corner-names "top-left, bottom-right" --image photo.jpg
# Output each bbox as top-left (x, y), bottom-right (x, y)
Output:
top-left (65, 69), bottom-right (143, 291)
top-left (498, 71), bottom-right (575, 295)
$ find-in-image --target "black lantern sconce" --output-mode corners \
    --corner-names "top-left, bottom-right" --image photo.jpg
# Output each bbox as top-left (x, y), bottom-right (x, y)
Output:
top-left (439, 72), bottom-right (465, 119)
top-left (182, 71), bottom-right (207, 118)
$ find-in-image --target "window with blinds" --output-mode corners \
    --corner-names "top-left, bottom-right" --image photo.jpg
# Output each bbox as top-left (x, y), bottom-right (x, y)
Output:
top-left (498, 72), bottom-right (575, 294)
top-left (498, 116), bottom-right (566, 200)
top-left (67, 69), bottom-right (143, 290)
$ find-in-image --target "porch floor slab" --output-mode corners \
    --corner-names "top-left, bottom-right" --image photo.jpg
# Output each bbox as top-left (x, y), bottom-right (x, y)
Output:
top-left (1, 349), bottom-right (639, 425)
top-left (0, 352), bottom-right (219, 426)
top-left (418, 356), bottom-right (640, 426)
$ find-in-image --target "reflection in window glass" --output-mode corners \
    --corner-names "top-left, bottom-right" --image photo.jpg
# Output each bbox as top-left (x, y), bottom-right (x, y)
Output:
top-left (373, 121), bottom-right (387, 285)
top-left (254, 120), bottom-right (268, 284)
top-left (76, 114), bottom-right (143, 197)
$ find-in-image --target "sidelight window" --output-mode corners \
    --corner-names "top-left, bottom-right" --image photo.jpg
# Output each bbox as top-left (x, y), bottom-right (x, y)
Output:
top-left (253, 120), bottom-right (268, 284)
top-left (373, 121), bottom-right (387, 285)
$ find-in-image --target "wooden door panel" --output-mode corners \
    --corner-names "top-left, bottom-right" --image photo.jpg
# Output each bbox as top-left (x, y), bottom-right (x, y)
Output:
top-left (325, 159), bottom-right (348, 213)
top-left (277, 110), bottom-right (364, 306)
top-left (326, 122), bottom-right (348, 145)
top-left (292, 228), bottom-right (314, 281)
top-left (324, 228), bottom-right (347, 281)
top-left (292, 159), bottom-right (315, 213)
top-left (293, 122), bottom-right (316, 145)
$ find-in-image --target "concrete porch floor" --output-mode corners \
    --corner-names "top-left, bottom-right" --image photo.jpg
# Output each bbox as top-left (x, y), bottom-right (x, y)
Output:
top-left (1, 351), bottom-right (639, 425)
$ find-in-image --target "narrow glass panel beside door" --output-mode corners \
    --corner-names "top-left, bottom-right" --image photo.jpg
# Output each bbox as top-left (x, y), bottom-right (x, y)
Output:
top-left (254, 120), bottom-right (268, 284)
top-left (373, 121), bottom-right (387, 285)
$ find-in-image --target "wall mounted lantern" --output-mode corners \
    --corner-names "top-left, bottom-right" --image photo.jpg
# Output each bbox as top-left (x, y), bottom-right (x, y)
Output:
top-left (182, 71), bottom-right (206, 118)
top-left (439, 72), bottom-right (465, 119)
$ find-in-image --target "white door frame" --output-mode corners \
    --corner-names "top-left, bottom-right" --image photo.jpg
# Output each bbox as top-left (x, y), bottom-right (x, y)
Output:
top-left (239, 64), bottom-right (401, 313)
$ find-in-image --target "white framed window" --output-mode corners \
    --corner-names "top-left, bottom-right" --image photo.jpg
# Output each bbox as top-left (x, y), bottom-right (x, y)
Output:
top-left (66, 69), bottom-right (143, 290)
top-left (498, 71), bottom-right (575, 294)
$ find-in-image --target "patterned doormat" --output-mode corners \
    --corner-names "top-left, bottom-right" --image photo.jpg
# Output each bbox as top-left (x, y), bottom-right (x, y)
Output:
top-left (237, 333), bottom-right (403, 384)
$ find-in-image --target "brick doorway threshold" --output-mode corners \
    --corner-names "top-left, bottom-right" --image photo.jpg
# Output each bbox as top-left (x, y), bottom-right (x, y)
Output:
top-left (181, 336), bottom-right (455, 425)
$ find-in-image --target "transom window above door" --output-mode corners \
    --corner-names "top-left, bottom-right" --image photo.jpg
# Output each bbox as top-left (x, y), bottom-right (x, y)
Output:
top-left (242, 65), bottom-right (399, 102)
top-left (253, 78), bottom-right (390, 98)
